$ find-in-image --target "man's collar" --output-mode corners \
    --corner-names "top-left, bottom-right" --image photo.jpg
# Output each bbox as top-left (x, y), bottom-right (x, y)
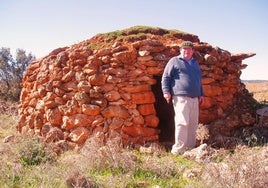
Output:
top-left (179, 56), bottom-right (193, 62)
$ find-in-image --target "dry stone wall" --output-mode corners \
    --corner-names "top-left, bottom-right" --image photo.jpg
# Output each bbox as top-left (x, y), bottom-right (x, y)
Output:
top-left (18, 26), bottom-right (256, 147)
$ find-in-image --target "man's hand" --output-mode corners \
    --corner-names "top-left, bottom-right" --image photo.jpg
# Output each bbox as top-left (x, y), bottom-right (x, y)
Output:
top-left (199, 96), bottom-right (205, 105)
top-left (164, 93), bottom-right (171, 103)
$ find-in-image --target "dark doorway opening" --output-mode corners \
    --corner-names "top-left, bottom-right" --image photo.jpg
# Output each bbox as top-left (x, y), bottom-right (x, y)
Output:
top-left (151, 76), bottom-right (175, 144)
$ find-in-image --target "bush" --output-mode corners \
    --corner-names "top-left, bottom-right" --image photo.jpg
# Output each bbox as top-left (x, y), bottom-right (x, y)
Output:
top-left (18, 137), bottom-right (55, 166)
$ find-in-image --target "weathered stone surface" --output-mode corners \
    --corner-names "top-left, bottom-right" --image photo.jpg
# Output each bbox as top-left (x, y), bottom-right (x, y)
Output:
top-left (122, 125), bottom-right (160, 137)
top-left (138, 104), bottom-right (156, 115)
top-left (144, 115), bottom-right (159, 128)
top-left (46, 127), bottom-right (64, 142)
top-left (62, 114), bottom-right (94, 130)
top-left (81, 104), bottom-right (100, 116)
top-left (101, 106), bottom-right (129, 118)
top-left (18, 26), bottom-right (256, 146)
top-left (46, 108), bottom-right (62, 125)
top-left (121, 85), bottom-right (150, 93)
top-left (132, 91), bottom-right (155, 104)
top-left (68, 127), bottom-right (90, 145)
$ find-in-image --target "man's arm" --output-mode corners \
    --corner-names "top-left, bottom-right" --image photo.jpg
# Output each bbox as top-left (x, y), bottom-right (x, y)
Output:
top-left (161, 59), bottom-right (174, 103)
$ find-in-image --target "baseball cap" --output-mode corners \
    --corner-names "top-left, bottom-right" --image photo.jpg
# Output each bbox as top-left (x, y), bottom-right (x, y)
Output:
top-left (180, 41), bottom-right (194, 49)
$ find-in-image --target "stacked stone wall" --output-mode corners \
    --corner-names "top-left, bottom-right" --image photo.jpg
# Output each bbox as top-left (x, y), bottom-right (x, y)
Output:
top-left (18, 27), bottom-right (256, 146)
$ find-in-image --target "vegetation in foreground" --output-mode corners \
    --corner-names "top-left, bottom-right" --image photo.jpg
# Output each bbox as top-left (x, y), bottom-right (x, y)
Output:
top-left (0, 110), bottom-right (267, 187)
top-left (0, 123), bottom-right (267, 188)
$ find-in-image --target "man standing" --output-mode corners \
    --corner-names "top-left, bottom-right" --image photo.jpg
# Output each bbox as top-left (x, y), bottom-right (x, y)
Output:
top-left (161, 41), bottom-right (205, 155)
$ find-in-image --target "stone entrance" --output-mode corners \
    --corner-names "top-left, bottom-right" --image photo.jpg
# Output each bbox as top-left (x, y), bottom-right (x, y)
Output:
top-left (151, 76), bottom-right (175, 143)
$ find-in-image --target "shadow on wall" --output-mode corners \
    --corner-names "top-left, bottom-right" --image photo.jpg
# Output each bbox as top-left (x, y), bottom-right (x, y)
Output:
top-left (152, 76), bottom-right (175, 143)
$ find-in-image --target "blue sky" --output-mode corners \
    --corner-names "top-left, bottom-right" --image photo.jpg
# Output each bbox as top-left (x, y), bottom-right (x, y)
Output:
top-left (1, 0), bottom-right (267, 80)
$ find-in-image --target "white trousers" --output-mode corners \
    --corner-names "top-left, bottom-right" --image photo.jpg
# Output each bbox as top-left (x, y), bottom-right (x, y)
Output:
top-left (171, 96), bottom-right (199, 155)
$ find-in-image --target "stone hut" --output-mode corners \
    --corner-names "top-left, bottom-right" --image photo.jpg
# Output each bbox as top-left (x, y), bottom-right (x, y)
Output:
top-left (17, 26), bottom-right (256, 147)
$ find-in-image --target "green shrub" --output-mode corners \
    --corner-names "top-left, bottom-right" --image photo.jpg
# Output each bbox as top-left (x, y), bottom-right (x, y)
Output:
top-left (18, 137), bottom-right (55, 166)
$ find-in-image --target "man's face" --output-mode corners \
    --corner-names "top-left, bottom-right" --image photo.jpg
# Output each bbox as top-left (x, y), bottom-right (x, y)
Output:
top-left (180, 47), bottom-right (194, 61)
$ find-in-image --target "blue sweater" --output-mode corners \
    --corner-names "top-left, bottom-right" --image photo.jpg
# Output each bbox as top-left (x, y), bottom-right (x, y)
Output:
top-left (161, 56), bottom-right (204, 97)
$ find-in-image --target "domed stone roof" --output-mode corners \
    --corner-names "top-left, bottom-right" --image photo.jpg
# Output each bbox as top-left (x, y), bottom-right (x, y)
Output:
top-left (18, 26), bottom-right (256, 147)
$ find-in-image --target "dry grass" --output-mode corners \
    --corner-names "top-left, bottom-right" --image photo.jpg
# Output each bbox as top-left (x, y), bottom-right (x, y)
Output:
top-left (1, 113), bottom-right (267, 187)
top-left (202, 145), bottom-right (268, 188)
top-left (0, 111), bottom-right (202, 187)
top-left (244, 81), bottom-right (268, 104)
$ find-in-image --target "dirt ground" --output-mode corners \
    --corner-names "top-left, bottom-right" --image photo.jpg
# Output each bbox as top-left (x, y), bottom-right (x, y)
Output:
top-left (244, 81), bottom-right (268, 103)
